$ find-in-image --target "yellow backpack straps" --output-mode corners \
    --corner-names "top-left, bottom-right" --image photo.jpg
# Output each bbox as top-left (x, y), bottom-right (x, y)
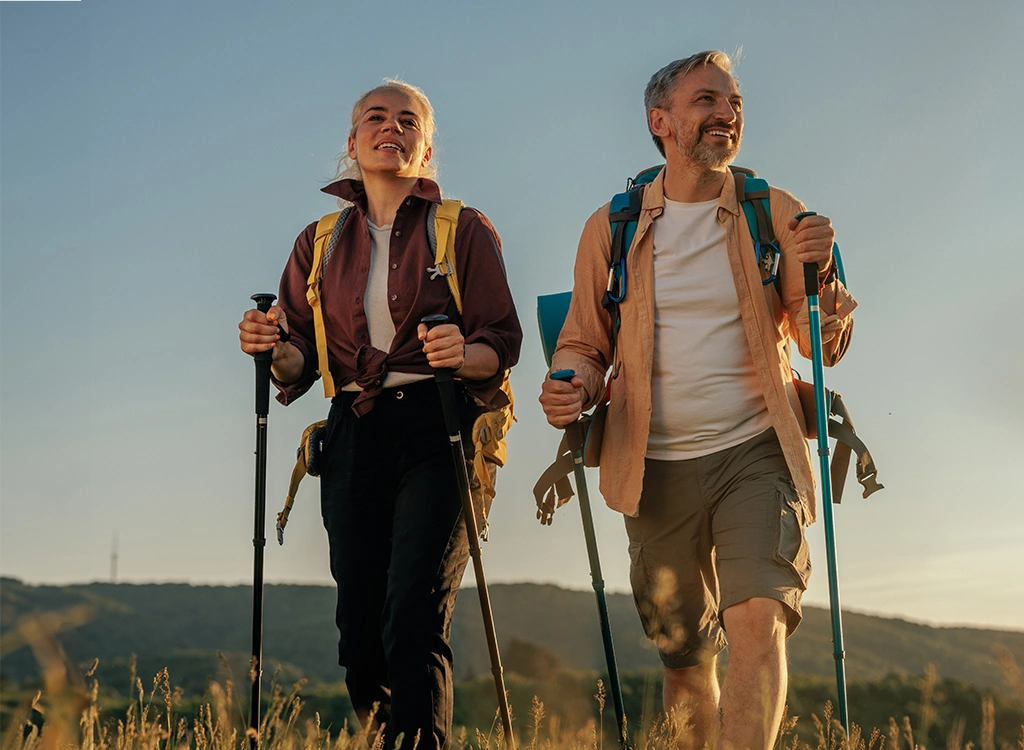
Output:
top-left (308, 212), bottom-right (341, 398)
top-left (433, 198), bottom-right (464, 314)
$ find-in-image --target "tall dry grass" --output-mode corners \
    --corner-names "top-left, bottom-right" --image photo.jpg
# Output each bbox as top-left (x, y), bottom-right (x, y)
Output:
top-left (2, 611), bottom-right (1022, 750)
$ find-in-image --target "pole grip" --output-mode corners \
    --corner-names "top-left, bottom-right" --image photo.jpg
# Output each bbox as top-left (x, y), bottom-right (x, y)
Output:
top-left (421, 315), bottom-right (460, 428)
top-left (549, 369), bottom-right (585, 452)
top-left (793, 212), bottom-right (821, 298)
top-left (251, 294), bottom-right (276, 416)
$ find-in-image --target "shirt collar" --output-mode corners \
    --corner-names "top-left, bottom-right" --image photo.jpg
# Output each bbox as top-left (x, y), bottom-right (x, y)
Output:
top-left (641, 166), bottom-right (743, 217)
top-left (320, 177), bottom-right (443, 210)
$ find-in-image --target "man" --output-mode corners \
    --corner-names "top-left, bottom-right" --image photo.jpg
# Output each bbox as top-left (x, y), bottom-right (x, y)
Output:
top-left (539, 51), bottom-right (856, 748)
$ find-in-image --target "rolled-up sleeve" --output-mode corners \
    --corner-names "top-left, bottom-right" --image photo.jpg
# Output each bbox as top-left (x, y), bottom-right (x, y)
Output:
top-left (272, 222), bottom-right (321, 405)
top-left (772, 188), bottom-right (858, 367)
top-left (550, 206), bottom-right (615, 410)
top-left (453, 208), bottom-right (523, 408)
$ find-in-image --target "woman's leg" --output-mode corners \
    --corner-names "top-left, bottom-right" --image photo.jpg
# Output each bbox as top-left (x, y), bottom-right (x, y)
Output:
top-left (319, 396), bottom-right (396, 732)
top-left (378, 382), bottom-right (472, 750)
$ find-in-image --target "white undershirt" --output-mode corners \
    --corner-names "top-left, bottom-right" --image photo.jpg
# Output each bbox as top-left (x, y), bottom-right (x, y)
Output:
top-left (647, 198), bottom-right (771, 459)
top-left (365, 221), bottom-right (397, 352)
top-left (341, 221), bottom-right (430, 391)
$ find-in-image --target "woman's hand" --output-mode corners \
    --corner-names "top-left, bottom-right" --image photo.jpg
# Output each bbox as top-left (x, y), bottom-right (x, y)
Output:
top-left (238, 306), bottom-right (304, 383)
top-left (239, 305), bottom-right (289, 356)
top-left (417, 322), bottom-right (465, 370)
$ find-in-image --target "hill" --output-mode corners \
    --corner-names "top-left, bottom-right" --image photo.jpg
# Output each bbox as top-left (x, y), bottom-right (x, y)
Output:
top-left (2, 578), bottom-right (1020, 694)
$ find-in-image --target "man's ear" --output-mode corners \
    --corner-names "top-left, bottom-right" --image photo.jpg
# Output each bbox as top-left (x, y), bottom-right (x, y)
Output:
top-left (347, 135), bottom-right (357, 162)
top-left (649, 108), bottom-right (671, 140)
top-left (421, 145), bottom-right (433, 169)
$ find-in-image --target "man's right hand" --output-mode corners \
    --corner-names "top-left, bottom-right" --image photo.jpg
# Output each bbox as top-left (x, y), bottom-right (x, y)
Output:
top-left (539, 375), bottom-right (586, 428)
top-left (238, 305), bottom-right (289, 357)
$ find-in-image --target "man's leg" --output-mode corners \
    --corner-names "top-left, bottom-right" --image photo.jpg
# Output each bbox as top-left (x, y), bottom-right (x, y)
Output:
top-left (662, 657), bottom-right (719, 746)
top-left (718, 598), bottom-right (788, 750)
top-left (624, 458), bottom-right (728, 750)
top-left (709, 429), bottom-right (810, 749)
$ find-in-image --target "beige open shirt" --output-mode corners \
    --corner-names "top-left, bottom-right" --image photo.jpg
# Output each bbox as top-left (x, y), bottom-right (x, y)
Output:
top-left (551, 170), bottom-right (858, 524)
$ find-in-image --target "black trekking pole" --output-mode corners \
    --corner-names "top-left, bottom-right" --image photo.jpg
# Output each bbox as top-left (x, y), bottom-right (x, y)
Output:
top-left (422, 315), bottom-right (515, 750)
top-left (548, 369), bottom-right (627, 747)
top-left (795, 213), bottom-right (850, 733)
top-left (248, 292), bottom-right (276, 748)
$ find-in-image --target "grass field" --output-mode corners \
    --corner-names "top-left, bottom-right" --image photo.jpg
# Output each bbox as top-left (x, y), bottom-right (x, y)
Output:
top-left (3, 628), bottom-right (1022, 750)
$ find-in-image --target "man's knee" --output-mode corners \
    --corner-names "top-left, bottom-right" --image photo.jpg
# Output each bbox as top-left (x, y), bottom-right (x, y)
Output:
top-left (722, 597), bottom-right (787, 652)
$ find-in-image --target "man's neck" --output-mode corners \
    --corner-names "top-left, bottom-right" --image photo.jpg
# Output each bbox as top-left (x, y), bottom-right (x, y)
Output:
top-left (661, 160), bottom-right (728, 203)
top-left (362, 173), bottom-right (420, 226)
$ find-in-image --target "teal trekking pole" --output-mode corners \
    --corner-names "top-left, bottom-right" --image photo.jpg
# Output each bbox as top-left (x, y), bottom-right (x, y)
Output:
top-left (547, 369), bottom-right (627, 747)
top-left (796, 212), bottom-right (849, 733)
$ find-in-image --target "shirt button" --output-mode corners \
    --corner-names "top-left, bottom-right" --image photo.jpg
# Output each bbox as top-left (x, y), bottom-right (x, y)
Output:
top-left (390, 294), bottom-right (397, 301)
top-left (394, 230), bottom-right (402, 238)
top-left (355, 297), bottom-right (361, 304)
top-left (391, 263), bottom-right (398, 269)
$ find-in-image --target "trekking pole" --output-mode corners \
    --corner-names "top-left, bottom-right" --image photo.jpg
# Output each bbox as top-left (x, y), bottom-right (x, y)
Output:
top-left (548, 369), bottom-right (627, 748)
top-left (422, 314), bottom-right (515, 750)
top-left (248, 292), bottom-right (276, 748)
top-left (796, 213), bottom-right (850, 733)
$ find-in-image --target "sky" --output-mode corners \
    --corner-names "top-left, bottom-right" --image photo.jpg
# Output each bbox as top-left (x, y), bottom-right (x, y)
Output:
top-left (2, 0), bottom-right (1022, 632)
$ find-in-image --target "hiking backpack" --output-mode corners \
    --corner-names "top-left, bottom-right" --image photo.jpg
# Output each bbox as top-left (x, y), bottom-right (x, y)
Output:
top-left (534, 166), bottom-right (881, 518)
top-left (276, 199), bottom-right (515, 542)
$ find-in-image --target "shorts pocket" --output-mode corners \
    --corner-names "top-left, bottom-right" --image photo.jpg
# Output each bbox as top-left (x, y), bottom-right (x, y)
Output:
top-left (772, 480), bottom-right (811, 591)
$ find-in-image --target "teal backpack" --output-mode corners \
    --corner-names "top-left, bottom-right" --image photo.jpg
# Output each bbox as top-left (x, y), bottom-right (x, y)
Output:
top-left (534, 166), bottom-right (881, 517)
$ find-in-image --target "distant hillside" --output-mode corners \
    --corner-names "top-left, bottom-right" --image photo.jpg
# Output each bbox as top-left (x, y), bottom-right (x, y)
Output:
top-left (2, 578), bottom-right (1021, 694)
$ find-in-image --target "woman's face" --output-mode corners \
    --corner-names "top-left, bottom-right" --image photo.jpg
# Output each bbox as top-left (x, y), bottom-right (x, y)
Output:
top-left (347, 89), bottom-right (432, 179)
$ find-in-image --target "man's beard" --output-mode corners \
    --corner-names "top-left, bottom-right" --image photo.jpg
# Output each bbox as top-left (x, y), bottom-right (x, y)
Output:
top-left (671, 116), bottom-right (740, 170)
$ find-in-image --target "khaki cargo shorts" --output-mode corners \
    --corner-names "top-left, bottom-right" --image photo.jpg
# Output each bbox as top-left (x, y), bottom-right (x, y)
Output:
top-left (625, 428), bottom-right (811, 669)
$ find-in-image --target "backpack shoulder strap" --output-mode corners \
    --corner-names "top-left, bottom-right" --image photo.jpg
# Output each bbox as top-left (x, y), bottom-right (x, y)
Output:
top-left (732, 169), bottom-right (783, 295)
top-left (307, 206), bottom-right (352, 398)
top-left (428, 198), bottom-right (465, 314)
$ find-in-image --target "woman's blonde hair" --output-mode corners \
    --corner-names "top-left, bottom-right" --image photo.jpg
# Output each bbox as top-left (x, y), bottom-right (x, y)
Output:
top-left (335, 78), bottom-right (438, 181)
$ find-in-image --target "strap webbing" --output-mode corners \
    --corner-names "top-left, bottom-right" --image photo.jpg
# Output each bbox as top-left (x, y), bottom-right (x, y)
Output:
top-left (309, 210), bottom-right (348, 398)
top-left (429, 199), bottom-right (465, 314)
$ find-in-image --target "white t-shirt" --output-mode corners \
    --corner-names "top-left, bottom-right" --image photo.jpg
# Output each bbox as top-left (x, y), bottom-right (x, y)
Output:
top-left (341, 221), bottom-right (431, 391)
top-left (647, 198), bottom-right (771, 459)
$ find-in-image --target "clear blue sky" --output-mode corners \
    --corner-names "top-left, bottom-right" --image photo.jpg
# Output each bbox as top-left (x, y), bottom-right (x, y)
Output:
top-left (2, 0), bottom-right (1022, 631)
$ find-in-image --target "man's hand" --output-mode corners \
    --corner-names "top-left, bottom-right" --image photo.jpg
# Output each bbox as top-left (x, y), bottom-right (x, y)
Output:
top-left (539, 374), bottom-right (586, 428)
top-left (788, 213), bottom-right (835, 272)
top-left (417, 322), bottom-right (465, 370)
top-left (239, 305), bottom-right (290, 357)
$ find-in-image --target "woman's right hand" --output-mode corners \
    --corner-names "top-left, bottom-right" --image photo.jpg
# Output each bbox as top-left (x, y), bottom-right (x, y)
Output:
top-left (238, 305), bottom-right (289, 357)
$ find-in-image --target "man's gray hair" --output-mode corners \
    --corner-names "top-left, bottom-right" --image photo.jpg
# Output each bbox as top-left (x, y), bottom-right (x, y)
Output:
top-left (644, 50), bottom-right (736, 156)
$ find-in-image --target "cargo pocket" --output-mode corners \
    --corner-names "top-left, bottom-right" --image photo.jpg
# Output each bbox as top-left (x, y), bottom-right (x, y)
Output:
top-left (629, 541), bottom-right (669, 644)
top-left (772, 480), bottom-right (811, 591)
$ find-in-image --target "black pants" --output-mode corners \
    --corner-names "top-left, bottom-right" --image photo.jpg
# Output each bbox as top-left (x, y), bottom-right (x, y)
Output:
top-left (320, 379), bottom-right (474, 750)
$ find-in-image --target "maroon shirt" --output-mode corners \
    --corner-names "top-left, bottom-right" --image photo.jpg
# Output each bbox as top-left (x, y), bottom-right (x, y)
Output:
top-left (273, 178), bottom-right (522, 412)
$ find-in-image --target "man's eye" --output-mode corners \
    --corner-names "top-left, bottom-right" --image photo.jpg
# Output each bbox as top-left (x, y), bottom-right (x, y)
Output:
top-left (401, 119), bottom-right (418, 128)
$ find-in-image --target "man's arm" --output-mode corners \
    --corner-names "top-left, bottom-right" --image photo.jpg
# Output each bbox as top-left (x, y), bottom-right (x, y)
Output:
top-left (541, 207), bottom-right (615, 422)
top-left (772, 190), bottom-right (858, 366)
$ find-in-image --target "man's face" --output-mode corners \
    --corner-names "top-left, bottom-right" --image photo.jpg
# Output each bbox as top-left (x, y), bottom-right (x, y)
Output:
top-left (653, 64), bottom-right (743, 170)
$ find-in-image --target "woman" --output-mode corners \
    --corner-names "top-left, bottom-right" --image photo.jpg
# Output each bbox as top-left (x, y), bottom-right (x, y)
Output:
top-left (238, 80), bottom-right (522, 750)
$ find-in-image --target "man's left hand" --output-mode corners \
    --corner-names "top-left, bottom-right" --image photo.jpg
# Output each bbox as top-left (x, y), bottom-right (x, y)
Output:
top-left (788, 213), bottom-right (835, 272)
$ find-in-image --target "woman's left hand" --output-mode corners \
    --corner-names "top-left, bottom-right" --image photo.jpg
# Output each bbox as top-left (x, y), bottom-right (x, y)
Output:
top-left (417, 323), bottom-right (465, 370)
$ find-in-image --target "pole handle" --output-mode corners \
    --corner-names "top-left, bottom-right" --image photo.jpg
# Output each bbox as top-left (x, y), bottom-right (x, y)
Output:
top-left (251, 294), bottom-right (276, 417)
top-left (548, 369), bottom-right (585, 452)
top-left (794, 212), bottom-right (821, 298)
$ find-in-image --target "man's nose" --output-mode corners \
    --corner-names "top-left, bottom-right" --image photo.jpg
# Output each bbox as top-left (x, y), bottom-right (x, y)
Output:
top-left (715, 101), bottom-right (738, 122)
